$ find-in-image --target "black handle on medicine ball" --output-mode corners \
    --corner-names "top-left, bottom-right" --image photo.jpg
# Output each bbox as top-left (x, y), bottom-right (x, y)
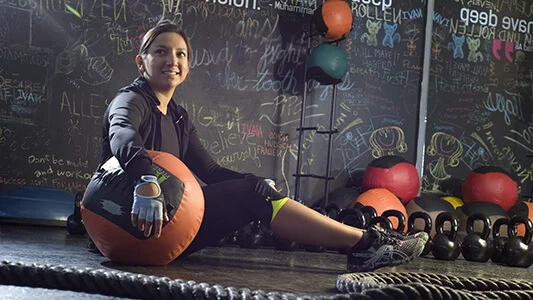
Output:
top-left (67, 192), bottom-right (87, 235)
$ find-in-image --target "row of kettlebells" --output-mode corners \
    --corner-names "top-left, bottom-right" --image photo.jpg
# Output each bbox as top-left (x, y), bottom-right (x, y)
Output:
top-left (328, 203), bottom-right (533, 268)
top-left (426, 212), bottom-right (533, 268)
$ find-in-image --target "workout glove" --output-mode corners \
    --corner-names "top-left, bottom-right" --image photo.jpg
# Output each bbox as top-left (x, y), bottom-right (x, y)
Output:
top-left (132, 175), bottom-right (166, 237)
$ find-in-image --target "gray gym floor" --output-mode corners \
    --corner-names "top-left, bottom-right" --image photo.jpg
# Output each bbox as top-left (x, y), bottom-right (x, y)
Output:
top-left (1, 223), bottom-right (532, 299)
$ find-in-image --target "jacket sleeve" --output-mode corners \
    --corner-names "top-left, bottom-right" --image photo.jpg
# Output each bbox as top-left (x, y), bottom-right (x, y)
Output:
top-left (106, 92), bottom-right (155, 180)
top-left (182, 121), bottom-right (249, 184)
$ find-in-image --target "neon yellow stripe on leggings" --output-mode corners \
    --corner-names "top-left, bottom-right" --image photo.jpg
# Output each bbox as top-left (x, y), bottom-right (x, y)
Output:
top-left (270, 197), bottom-right (289, 223)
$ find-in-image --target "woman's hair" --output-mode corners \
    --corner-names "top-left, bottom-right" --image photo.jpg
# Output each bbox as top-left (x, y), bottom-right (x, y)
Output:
top-left (138, 19), bottom-right (192, 62)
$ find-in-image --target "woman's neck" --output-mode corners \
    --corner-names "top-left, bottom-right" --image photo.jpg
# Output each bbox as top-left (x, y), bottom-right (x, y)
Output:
top-left (153, 90), bottom-right (173, 115)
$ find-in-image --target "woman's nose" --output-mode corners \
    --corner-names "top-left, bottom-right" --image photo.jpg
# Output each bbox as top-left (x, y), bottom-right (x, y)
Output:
top-left (167, 54), bottom-right (178, 66)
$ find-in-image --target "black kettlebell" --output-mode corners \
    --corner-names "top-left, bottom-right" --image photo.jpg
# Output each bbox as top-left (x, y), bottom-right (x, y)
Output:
top-left (503, 216), bottom-right (533, 268)
top-left (337, 208), bottom-right (366, 254)
top-left (273, 234), bottom-right (299, 251)
top-left (368, 216), bottom-right (393, 230)
top-left (338, 208), bottom-right (366, 229)
top-left (460, 213), bottom-right (492, 262)
top-left (408, 211), bottom-right (433, 257)
top-left (303, 207), bottom-right (327, 252)
top-left (359, 205), bottom-right (378, 228)
top-left (382, 210), bottom-right (406, 233)
top-left (491, 217), bottom-right (510, 263)
top-left (67, 192), bottom-right (86, 235)
top-left (236, 221), bottom-right (263, 249)
top-left (432, 212), bottom-right (461, 261)
top-left (325, 202), bottom-right (342, 221)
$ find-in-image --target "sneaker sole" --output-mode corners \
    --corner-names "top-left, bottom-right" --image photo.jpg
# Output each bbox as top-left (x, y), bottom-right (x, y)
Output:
top-left (347, 254), bottom-right (414, 272)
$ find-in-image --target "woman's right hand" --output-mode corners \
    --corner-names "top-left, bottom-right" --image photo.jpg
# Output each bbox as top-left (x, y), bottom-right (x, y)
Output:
top-left (131, 175), bottom-right (170, 238)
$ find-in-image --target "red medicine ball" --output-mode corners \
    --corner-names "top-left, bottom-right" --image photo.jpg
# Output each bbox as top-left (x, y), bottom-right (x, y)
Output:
top-left (462, 166), bottom-right (517, 212)
top-left (362, 155), bottom-right (420, 204)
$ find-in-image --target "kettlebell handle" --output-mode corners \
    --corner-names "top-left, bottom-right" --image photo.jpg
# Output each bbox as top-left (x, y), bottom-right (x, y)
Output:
top-left (492, 217), bottom-right (510, 239)
top-left (508, 216), bottom-right (533, 244)
top-left (359, 206), bottom-right (378, 226)
top-left (368, 216), bottom-right (393, 230)
top-left (435, 212), bottom-right (458, 241)
top-left (407, 211), bottom-right (432, 233)
top-left (382, 209), bottom-right (406, 232)
top-left (466, 212), bottom-right (491, 239)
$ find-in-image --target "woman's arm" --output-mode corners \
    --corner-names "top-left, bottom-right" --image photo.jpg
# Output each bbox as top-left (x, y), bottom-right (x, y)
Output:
top-left (106, 92), bottom-right (155, 180)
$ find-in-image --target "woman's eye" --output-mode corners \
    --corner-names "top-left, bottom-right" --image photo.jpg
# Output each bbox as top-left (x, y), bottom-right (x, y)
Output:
top-left (155, 49), bottom-right (165, 54)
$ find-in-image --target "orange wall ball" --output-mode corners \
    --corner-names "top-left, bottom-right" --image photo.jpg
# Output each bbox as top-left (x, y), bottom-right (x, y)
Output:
top-left (81, 150), bottom-right (205, 265)
top-left (351, 188), bottom-right (407, 231)
top-left (314, 0), bottom-right (353, 40)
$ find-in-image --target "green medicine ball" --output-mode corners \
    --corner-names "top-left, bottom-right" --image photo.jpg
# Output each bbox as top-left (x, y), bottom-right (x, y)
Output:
top-left (306, 43), bottom-right (348, 85)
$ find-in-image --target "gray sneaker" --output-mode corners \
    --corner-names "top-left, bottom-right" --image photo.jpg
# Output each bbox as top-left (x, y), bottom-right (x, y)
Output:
top-left (373, 225), bottom-right (430, 244)
top-left (347, 225), bottom-right (426, 272)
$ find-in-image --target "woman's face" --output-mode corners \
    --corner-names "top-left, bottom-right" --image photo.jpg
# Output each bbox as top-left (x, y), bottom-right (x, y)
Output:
top-left (136, 32), bottom-right (190, 94)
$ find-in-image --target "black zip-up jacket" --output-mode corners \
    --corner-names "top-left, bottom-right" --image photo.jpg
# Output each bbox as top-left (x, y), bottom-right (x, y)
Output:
top-left (100, 77), bottom-right (246, 184)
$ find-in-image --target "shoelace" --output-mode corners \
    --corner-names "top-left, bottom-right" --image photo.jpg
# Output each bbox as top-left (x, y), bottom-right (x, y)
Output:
top-left (370, 226), bottom-right (400, 246)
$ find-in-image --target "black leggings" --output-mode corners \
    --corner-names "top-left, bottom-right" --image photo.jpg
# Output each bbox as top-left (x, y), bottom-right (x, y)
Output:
top-left (182, 177), bottom-right (285, 255)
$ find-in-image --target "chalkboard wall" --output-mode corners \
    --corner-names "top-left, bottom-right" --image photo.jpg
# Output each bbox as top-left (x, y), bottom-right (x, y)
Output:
top-left (422, 0), bottom-right (533, 199)
top-left (0, 0), bottom-right (530, 207)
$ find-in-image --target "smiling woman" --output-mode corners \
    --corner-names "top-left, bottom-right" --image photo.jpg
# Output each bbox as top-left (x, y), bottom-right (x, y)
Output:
top-left (80, 19), bottom-right (427, 271)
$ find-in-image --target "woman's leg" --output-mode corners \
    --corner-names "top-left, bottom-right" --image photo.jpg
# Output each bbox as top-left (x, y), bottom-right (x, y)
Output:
top-left (181, 177), bottom-right (427, 272)
top-left (183, 177), bottom-right (366, 254)
top-left (270, 199), bottom-right (364, 249)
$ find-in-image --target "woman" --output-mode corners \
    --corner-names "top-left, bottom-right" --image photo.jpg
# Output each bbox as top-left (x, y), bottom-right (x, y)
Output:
top-left (96, 20), bottom-right (427, 272)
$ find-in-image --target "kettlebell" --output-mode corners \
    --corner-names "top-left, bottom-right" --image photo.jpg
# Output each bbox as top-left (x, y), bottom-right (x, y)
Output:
top-left (460, 213), bottom-right (492, 262)
top-left (273, 234), bottom-right (299, 251)
top-left (359, 205), bottom-right (378, 228)
top-left (432, 212), bottom-right (461, 261)
top-left (368, 216), bottom-right (393, 230)
top-left (503, 216), bottom-right (533, 268)
top-left (337, 208), bottom-right (366, 254)
top-left (236, 221), bottom-right (263, 249)
top-left (338, 208), bottom-right (366, 229)
top-left (67, 192), bottom-right (86, 235)
top-left (325, 202), bottom-right (342, 221)
top-left (408, 211), bottom-right (433, 257)
top-left (382, 210), bottom-right (406, 233)
top-left (303, 207), bottom-right (327, 252)
top-left (491, 217), bottom-right (510, 263)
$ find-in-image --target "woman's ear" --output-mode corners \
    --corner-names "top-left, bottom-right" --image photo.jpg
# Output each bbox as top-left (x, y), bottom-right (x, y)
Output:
top-left (135, 55), bottom-right (144, 72)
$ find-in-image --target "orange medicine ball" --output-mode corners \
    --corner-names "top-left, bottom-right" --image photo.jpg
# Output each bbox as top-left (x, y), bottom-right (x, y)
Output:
top-left (81, 150), bottom-right (204, 265)
top-left (351, 188), bottom-right (407, 231)
top-left (314, 0), bottom-right (353, 40)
